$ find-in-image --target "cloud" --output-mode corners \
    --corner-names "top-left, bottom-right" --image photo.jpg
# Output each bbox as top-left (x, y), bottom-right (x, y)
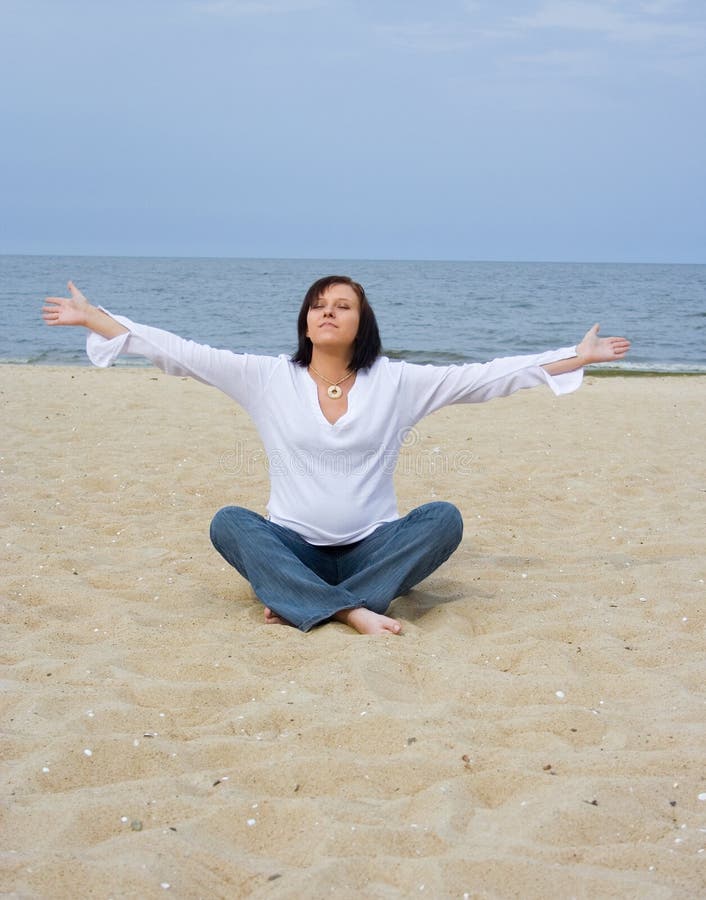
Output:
top-left (372, 21), bottom-right (486, 54)
top-left (508, 0), bottom-right (705, 45)
top-left (639, 0), bottom-right (686, 14)
top-left (371, 2), bottom-right (705, 58)
top-left (508, 47), bottom-right (600, 76)
top-left (190, 0), bottom-right (325, 16)
top-left (510, 1), bottom-right (627, 34)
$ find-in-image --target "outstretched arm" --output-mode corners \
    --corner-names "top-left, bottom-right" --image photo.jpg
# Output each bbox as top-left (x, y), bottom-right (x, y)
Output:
top-left (542, 324), bottom-right (631, 376)
top-left (42, 280), bottom-right (277, 406)
top-left (42, 282), bottom-right (127, 339)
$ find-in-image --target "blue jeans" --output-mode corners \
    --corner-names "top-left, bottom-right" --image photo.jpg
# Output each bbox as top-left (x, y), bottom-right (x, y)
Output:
top-left (209, 502), bottom-right (463, 631)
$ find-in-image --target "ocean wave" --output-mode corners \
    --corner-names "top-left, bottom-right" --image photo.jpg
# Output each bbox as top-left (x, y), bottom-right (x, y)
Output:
top-left (4, 353), bottom-right (704, 376)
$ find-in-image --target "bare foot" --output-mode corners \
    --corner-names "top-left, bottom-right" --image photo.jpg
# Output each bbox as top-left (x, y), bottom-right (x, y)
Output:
top-left (263, 607), bottom-right (294, 626)
top-left (333, 607), bottom-right (402, 635)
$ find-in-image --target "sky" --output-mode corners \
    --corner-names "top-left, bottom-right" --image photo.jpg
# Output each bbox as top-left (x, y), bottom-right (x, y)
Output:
top-left (1, 0), bottom-right (704, 262)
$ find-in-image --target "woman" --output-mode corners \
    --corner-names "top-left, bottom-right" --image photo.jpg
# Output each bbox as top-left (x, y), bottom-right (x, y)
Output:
top-left (42, 276), bottom-right (630, 635)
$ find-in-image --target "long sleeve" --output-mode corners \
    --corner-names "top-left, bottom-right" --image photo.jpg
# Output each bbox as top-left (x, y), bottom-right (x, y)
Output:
top-left (85, 309), bottom-right (281, 409)
top-left (394, 347), bottom-right (583, 425)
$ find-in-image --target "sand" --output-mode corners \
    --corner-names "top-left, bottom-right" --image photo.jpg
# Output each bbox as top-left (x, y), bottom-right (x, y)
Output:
top-left (1, 364), bottom-right (705, 899)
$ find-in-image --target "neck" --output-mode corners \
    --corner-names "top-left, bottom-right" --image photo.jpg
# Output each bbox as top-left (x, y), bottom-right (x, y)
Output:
top-left (309, 348), bottom-right (353, 379)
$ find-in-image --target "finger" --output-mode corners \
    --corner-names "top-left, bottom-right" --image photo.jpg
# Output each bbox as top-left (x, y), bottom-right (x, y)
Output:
top-left (43, 297), bottom-right (66, 307)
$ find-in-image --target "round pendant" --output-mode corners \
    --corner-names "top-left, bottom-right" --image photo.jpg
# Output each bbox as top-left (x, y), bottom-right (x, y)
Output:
top-left (327, 385), bottom-right (343, 399)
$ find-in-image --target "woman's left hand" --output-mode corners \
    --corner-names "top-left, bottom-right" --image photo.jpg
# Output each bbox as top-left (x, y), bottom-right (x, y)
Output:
top-left (577, 324), bottom-right (631, 364)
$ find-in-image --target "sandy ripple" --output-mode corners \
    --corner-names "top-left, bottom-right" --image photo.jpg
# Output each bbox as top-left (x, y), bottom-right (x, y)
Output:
top-left (2, 366), bottom-right (705, 898)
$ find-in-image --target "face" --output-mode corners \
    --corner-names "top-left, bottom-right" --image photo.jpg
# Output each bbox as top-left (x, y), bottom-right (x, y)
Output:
top-left (305, 284), bottom-right (361, 354)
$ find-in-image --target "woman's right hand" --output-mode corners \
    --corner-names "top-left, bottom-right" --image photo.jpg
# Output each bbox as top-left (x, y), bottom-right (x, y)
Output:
top-left (42, 281), bottom-right (92, 327)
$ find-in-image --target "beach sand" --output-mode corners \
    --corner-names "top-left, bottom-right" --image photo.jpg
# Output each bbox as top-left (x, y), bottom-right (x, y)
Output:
top-left (2, 364), bottom-right (705, 899)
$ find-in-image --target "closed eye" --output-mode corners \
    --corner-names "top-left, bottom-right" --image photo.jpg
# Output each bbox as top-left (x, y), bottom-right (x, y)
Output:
top-left (311, 303), bottom-right (350, 310)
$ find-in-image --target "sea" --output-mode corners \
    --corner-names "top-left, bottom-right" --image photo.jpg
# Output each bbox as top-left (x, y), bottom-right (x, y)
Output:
top-left (2, 255), bottom-right (705, 373)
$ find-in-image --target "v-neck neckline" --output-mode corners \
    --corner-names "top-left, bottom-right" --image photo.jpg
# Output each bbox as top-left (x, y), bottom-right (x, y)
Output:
top-left (305, 367), bottom-right (360, 427)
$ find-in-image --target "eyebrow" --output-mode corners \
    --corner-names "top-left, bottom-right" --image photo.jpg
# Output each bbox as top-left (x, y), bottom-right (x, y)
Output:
top-left (313, 297), bottom-right (355, 306)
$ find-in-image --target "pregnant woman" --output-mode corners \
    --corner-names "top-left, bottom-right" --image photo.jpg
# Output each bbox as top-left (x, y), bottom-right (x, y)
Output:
top-left (42, 276), bottom-right (630, 635)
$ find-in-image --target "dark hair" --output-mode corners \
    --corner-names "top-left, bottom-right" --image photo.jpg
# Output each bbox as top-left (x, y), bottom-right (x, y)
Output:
top-left (291, 275), bottom-right (382, 371)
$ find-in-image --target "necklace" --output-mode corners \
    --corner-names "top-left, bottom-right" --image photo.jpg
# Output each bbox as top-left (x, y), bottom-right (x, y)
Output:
top-left (309, 364), bottom-right (354, 399)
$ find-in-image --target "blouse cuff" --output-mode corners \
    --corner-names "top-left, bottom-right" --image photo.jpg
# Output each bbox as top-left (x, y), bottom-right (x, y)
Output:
top-left (542, 367), bottom-right (583, 395)
top-left (86, 308), bottom-right (135, 367)
top-left (537, 345), bottom-right (583, 396)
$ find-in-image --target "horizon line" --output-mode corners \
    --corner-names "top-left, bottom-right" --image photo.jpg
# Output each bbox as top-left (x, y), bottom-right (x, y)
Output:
top-left (2, 251), bottom-right (704, 267)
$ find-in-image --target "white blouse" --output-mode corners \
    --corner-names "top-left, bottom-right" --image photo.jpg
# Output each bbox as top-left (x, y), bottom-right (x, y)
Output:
top-left (87, 313), bottom-right (582, 545)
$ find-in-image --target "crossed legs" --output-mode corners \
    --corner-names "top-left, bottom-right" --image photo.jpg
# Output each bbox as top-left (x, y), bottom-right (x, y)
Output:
top-left (209, 502), bottom-right (463, 634)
